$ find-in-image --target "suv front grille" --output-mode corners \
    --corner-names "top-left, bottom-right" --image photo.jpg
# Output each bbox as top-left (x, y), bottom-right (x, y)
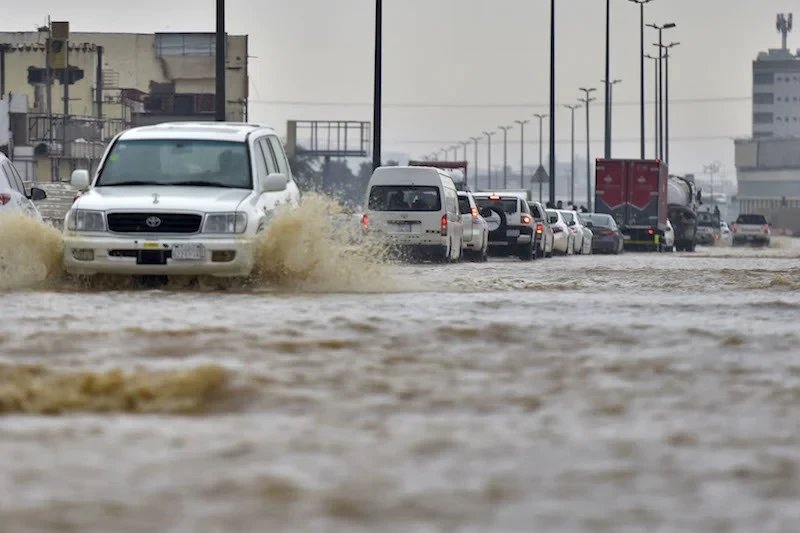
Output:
top-left (106, 213), bottom-right (202, 233)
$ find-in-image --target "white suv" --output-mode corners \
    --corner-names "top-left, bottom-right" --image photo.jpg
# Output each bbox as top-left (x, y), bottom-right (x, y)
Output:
top-left (63, 122), bottom-right (300, 278)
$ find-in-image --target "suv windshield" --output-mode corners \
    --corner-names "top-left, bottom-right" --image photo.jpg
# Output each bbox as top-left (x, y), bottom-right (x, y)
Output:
top-left (736, 214), bottom-right (767, 225)
top-left (368, 185), bottom-right (441, 211)
top-left (474, 197), bottom-right (518, 214)
top-left (697, 212), bottom-right (720, 226)
top-left (96, 139), bottom-right (252, 188)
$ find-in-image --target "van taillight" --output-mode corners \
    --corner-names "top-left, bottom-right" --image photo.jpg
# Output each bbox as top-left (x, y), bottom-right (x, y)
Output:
top-left (441, 214), bottom-right (448, 236)
top-left (732, 224), bottom-right (739, 232)
top-left (0, 193), bottom-right (11, 205)
top-left (471, 207), bottom-right (479, 217)
top-left (361, 214), bottom-right (369, 229)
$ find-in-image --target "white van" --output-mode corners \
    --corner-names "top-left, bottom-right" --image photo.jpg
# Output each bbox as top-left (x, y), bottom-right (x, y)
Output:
top-left (362, 166), bottom-right (464, 261)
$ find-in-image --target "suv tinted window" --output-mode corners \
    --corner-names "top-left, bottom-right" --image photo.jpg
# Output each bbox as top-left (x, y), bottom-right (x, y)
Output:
top-left (475, 198), bottom-right (518, 214)
top-left (736, 214), bottom-right (767, 225)
top-left (457, 195), bottom-right (471, 214)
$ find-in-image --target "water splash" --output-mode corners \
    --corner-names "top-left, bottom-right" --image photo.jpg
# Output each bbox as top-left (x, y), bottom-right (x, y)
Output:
top-left (0, 213), bottom-right (63, 291)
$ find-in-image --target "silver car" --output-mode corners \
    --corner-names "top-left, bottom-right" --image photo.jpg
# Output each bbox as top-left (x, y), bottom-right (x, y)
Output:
top-left (457, 191), bottom-right (489, 261)
top-left (0, 154), bottom-right (47, 221)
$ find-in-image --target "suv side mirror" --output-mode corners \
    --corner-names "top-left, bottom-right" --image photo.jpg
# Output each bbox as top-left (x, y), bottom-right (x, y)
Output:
top-left (71, 169), bottom-right (90, 190)
top-left (259, 173), bottom-right (287, 192)
top-left (479, 207), bottom-right (492, 218)
top-left (584, 221), bottom-right (593, 228)
top-left (29, 187), bottom-right (47, 201)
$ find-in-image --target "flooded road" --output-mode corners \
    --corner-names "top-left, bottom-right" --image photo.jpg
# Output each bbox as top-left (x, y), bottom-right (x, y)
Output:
top-left (1, 214), bottom-right (799, 532)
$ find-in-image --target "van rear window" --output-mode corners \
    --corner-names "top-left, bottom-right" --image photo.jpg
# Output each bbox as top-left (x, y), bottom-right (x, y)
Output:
top-left (368, 185), bottom-right (442, 211)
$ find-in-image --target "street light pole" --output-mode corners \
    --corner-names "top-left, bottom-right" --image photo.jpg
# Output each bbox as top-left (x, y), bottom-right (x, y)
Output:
top-left (647, 22), bottom-right (676, 160)
top-left (549, 0), bottom-right (557, 206)
top-left (371, 0), bottom-right (382, 170)
top-left (564, 104), bottom-right (580, 205)
top-left (629, 0), bottom-right (653, 159)
top-left (603, 0), bottom-right (611, 159)
top-left (470, 136), bottom-right (481, 190)
top-left (579, 87), bottom-right (597, 211)
top-left (215, 0), bottom-right (226, 121)
top-left (460, 141), bottom-right (469, 162)
top-left (658, 42), bottom-right (679, 165)
top-left (483, 130), bottom-right (496, 189)
top-left (601, 79), bottom-right (622, 156)
top-left (645, 53), bottom-right (659, 158)
top-left (533, 114), bottom-right (548, 202)
top-left (499, 125), bottom-right (512, 189)
top-left (514, 119), bottom-right (529, 188)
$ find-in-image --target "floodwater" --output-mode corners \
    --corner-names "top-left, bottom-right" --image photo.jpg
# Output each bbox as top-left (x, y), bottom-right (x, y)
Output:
top-left (1, 203), bottom-right (799, 533)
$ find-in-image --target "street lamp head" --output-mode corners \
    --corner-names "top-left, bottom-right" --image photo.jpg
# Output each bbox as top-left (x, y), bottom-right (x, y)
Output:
top-left (664, 22), bottom-right (676, 29)
top-left (668, 41), bottom-right (681, 48)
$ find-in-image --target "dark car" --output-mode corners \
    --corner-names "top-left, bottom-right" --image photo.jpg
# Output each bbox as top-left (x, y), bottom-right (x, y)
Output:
top-left (582, 213), bottom-right (624, 254)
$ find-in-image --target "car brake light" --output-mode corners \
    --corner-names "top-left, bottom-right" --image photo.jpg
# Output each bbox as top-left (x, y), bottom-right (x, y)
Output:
top-left (732, 224), bottom-right (738, 232)
top-left (471, 207), bottom-right (479, 217)
top-left (489, 195), bottom-right (500, 200)
top-left (536, 223), bottom-right (543, 234)
top-left (361, 214), bottom-right (368, 229)
top-left (648, 228), bottom-right (654, 235)
top-left (0, 193), bottom-right (11, 205)
top-left (441, 214), bottom-right (448, 236)
top-left (763, 225), bottom-right (769, 233)
top-left (521, 215), bottom-right (531, 224)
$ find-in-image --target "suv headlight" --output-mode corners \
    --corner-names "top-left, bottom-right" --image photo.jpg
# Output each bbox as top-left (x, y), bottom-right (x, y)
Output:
top-left (203, 212), bottom-right (247, 233)
top-left (66, 209), bottom-right (106, 232)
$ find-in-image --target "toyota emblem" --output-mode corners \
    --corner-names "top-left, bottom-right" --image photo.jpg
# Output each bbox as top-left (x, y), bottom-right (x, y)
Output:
top-left (145, 216), bottom-right (162, 228)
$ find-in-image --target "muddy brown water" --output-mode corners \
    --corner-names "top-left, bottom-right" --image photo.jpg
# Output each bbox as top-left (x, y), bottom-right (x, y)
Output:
top-left (1, 204), bottom-right (799, 532)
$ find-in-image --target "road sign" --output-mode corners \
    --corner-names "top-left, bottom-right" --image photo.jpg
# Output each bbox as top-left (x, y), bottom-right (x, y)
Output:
top-left (532, 164), bottom-right (549, 184)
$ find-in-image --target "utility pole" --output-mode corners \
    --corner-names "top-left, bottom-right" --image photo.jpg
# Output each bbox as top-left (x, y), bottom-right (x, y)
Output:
top-left (629, 0), bottom-right (653, 159)
top-left (514, 119), bottom-right (529, 188)
top-left (215, 0), bottom-right (226, 121)
top-left (548, 0), bottom-right (557, 206)
top-left (498, 125), bottom-right (512, 189)
top-left (657, 42), bottom-right (679, 165)
top-left (483, 130), bottom-right (496, 189)
top-left (579, 87), bottom-right (597, 211)
top-left (601, 78), bottom-right (621, 157)
top-left (533, 114), bottom-right (548, 203)
top-left (371, 0), bottom-right (382, 170)
top-left (645, 53), bottom-right (659, 158)
top-left (470, 136), bottom-right (481, 190)
top-left (647, 22), bottom-right (676, 160)
top-left (603, 0), bottom-right (611, 158)
top-left (564, 104), bottom-right (580, 205)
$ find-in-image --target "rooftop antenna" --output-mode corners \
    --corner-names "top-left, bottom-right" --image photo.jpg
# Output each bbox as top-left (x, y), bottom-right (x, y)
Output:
top-left (777, 13), bottom-right (792, 50)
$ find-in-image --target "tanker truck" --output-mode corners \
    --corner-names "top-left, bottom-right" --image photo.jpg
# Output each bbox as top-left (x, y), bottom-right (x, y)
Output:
top-left (667, 173), bottom-right (701, 252)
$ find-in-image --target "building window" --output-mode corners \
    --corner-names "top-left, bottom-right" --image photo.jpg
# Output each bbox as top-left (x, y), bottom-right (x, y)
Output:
top-left (754, 112), bottom-right (774, 124)
top-left (155, 33), bottom-right (216, 56)
top-left (755, 72), bottom-right (775, 84)
top-left (753, 92), bottom-right (774, 104)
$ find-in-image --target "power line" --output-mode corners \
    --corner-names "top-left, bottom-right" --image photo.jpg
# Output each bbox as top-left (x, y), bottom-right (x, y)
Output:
top-left (249, 95), bottom-right (751, 109)
top-left (384, 134), bottom-right (745, 145)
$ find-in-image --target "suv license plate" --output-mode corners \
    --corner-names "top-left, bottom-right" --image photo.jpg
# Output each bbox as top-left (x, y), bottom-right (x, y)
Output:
top-left (506, 229), bottom-right (520, 237)
top-left (172, 243), bottom-right (206, 260)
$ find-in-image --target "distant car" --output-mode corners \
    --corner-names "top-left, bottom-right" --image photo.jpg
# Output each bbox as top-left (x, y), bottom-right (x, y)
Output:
top-left (457, 191), bottom-right (489, 261)
top-left (0, 153), bottom-right (48, 221)
top-left (732, 213), bottom-right (770, 247)
top-left (582, 213), bottom-right (623, 254)
top-left (662, 219), bottom-right (675, 252)
top-left (695, 211), bottom-right (720, 245)
top-left (559, 209), bottom-right (591, 254)
top-left (473, 193), bottom-right (537, 260)
top-left (546, 209), bottom-right (574, 255)
top-left (528, 200), bottom-right (554, 258)
top-left (718, 221), bottom-right (733, 245)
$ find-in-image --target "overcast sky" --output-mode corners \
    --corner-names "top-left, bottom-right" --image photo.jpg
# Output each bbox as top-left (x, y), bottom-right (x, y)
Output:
top-left (4, 0), bottom-right (796, 179)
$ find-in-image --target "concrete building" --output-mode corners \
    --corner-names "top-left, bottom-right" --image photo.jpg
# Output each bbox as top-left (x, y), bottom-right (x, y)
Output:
top-left (0, 28), bottom-right (249, 182)
top-left (735, 14), bottom-right (800, 233)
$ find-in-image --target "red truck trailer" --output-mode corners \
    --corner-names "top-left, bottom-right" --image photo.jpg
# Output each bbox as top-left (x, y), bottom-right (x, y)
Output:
top-left (408, 160), bottom-right (470, 191)
top-left (594, 158), bottom-right (668, 251)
